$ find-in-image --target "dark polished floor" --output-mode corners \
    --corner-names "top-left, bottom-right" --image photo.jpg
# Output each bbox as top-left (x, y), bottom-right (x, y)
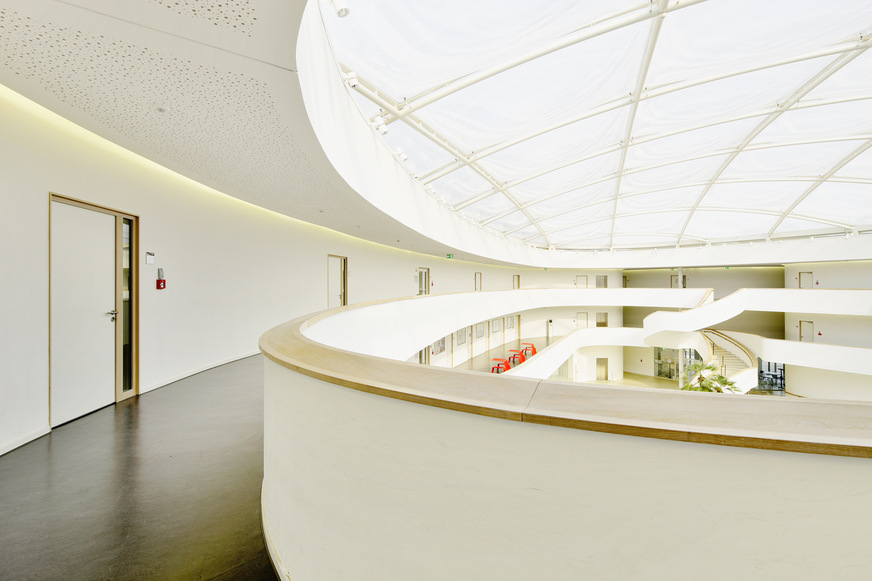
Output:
top-left (0, 355), bottom-right (277, 581)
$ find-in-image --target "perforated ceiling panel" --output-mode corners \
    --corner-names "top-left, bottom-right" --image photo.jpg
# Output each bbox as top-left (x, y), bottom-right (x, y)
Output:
top-left (150, 0), bottom-right (256, 36)
top-left (0, 4), bottom-right (339, 218)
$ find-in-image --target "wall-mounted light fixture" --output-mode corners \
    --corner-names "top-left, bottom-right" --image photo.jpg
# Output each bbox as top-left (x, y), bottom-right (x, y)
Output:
top-left (331, 0), bottom-right (350, 17)
top-left (372, 115), bottom-right (388, 135)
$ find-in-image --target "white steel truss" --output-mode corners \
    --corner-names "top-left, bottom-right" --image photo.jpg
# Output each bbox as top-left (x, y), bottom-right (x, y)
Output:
top-left (323, 0), bottom-right (872, 249)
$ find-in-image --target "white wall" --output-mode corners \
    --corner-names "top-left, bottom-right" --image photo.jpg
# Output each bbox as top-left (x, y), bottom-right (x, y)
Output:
top-left (0, 86), bottom-right (585, 455)
top-left (522, 269), bottom-right (624, 289)
top-left (785, 365), bottom-right (872, 400)
top-left (785, 261), bottom-right (872, 289)
top-left (624, 266), bottom-right (784, 298)
top-left (264, 359), bottom-right (872, 581)
top-left (451, 327), bottom-right (473, 368)
top-left (785, 314), bottom-right (872, 348)
top-left (717, 311), bottom-right (786, 339)
top-left (624, 346), bottom-right (655, 376)
top-left (520, 306), bottom-right (624, 339)
top-left (574, 346), bottom-right (624, 382)
top-left (625, 266), bottom-right (786, 337)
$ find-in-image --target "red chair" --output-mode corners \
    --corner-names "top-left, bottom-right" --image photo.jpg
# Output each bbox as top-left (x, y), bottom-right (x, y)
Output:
top-left (508, 350), bottom-right (526, 365)
top-left (491, 358), bottom-right (511, 373)
top-left (522, 342), bottom-right (537, 356)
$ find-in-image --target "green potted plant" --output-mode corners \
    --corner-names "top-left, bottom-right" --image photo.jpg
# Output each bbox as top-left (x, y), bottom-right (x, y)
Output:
top-left (682, 360), bottom-right (737, 393)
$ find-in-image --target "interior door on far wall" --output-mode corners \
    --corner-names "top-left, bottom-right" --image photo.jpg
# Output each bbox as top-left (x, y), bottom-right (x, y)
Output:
top-left (50, 201), bottom-right (116, 427)
top-left (799, 320), bottom-right (814, 342)
top-left (575, 275), bottom-right (587, 288)
top-left (799, 271), bottom-right (814, 289)
top-left (327, 255), bottom-right (347, 308)
top-left (596, 358), bottom-right (609, 381)
top-left (418, 267), bottom-right (430, 295)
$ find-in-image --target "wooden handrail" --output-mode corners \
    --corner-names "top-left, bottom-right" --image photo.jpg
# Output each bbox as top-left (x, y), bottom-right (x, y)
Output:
top-left (262, 313), bottom-right (872, 459)
top-left (703, 328), bottom-right (757, 369)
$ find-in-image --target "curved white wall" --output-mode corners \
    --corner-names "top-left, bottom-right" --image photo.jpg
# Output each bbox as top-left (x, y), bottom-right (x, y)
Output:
top-left (303, 288), bottom-right (708, 361)
top-left (0, 83), bottom-right (605, 455)
top-left (262, 357), bottom-right (872, 581)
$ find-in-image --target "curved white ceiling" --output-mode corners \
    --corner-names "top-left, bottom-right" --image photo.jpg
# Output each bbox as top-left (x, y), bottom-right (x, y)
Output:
top-left (321, 0), bottom-right (872, 251)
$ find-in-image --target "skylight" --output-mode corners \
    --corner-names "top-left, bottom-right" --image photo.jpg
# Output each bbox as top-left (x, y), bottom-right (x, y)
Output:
top-left (320, 0), bottom-right (872, 250)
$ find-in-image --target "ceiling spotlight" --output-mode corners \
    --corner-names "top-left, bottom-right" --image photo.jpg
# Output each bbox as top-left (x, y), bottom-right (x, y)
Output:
top-left (344, 72), bottom-right (359, 88)
top-left (331, 0), bottom-right (350, 17)
top-left (394, 148), bottom-right (408, 162)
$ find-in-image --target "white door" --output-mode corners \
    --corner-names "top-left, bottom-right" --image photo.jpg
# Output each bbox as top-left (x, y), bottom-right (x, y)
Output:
top-left (51, 202), bottom-right (116, 426)
top-left (576, 312), bottom-right (588, 328)
top-left (575, 275), bottom-right (588, 288)
top-left (799, 320), bottom-right (814, 342)
top-left (799, 272), bottom-right (814, 289)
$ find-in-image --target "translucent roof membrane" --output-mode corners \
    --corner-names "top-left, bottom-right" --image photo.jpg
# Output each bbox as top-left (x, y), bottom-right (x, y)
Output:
top-left (321, 0), bottom-right (872, 249)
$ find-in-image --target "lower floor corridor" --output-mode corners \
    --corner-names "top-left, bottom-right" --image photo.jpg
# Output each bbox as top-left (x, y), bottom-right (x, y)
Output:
top-left (0, 355), bottom-right (276, 581)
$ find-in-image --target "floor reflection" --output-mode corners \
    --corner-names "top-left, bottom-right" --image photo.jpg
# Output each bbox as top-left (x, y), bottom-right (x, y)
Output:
top-left (0, 355), bottom-right (276, 581)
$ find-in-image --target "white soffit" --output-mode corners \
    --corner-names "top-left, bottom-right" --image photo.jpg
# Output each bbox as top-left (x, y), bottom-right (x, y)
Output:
top-left (321, 0), bottom-right (872, 250)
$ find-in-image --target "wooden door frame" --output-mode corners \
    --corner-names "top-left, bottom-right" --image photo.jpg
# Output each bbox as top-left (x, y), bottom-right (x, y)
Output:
top-left (418, 267), bottom-right (430, 295)
top-left (50, 193), bottom-right (139, 408)
top-left (327, 254), bottom-right (348, 307)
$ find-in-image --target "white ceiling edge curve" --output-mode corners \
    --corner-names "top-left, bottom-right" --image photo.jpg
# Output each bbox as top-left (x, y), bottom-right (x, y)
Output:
top-left (299, 0), bottom-right (872, 268)
top-left (1, 0), bottom-right (870, 269)
top-left (297, 1), bottom-right (559, 268)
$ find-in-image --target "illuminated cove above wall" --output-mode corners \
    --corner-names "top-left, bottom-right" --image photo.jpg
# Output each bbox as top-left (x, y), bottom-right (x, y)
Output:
top-left (319, 0), bottom-right (872, 251)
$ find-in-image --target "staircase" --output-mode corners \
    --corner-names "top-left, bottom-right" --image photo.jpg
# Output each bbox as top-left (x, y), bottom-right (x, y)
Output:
top-left (701, 329), bottom-right (758, 393)
top-left (712, 349), bottom-right (747, 378)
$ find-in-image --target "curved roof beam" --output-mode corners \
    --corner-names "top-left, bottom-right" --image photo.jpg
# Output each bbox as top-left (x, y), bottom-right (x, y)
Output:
top-left (676, 37), bottom-right (872, 244)
top-left (452, 94), bottom-right (872, 215)
top-left (419, 39), bottom-right (871, 186)
top-left (383, 0), bottom-right (710, 126)
top-left (767, 138), bottom-right (872, 237)
top-left (486, 98), bottom-right (872, 196)
top-left (346, 67), bottom-right (552, 245)
top-left (537, 207), bottom-right (852, 249)
top-left (481, 136), bottom-right (872, 230)
top-left (609, 0), bottom-right (669, 250)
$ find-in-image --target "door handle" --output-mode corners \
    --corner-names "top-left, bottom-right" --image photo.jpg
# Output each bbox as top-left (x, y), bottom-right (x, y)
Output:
top-left (106, 309), bottom-right (118, 322)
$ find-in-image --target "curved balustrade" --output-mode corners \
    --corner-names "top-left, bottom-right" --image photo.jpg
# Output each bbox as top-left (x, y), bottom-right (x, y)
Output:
top-left (302, 288), bottom-right (709, 361)
top-left (643, 288), bottom-right (872, 332)
top-left (261, 319), bottom-right (872, 581)
top-left (261, 291), bottom-right (872, 581)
